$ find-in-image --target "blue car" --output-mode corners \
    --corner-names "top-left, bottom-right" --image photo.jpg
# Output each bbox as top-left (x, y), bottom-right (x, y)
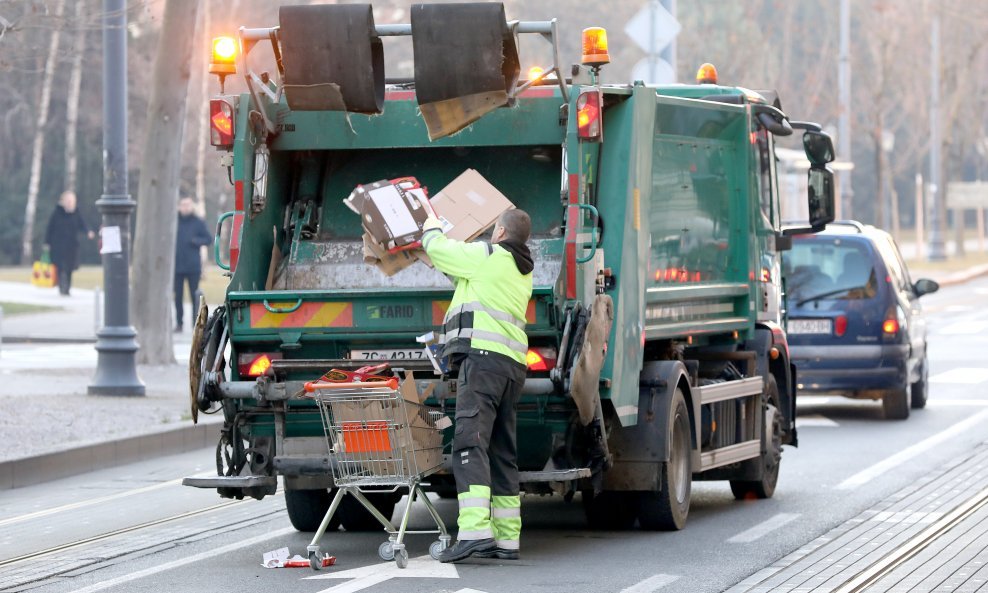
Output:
top-left (783, 221), bottom-right (939, 419)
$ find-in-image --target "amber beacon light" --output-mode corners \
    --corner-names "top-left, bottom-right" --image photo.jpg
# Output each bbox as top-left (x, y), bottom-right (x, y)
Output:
top-left (581, 27), bottom-right (610, 67)
top-left (210, 36), bottom-right (238, 92)
top-left (696, 62), bottom-right (718, 84)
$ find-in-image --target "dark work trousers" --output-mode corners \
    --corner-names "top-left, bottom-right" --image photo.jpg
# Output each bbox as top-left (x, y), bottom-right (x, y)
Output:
top-left (452, 352), bottom-right (525, 501)
top-left (57, 269), bottom-right (73, 295)
top-left (174, 272), bottom-right (200, 328)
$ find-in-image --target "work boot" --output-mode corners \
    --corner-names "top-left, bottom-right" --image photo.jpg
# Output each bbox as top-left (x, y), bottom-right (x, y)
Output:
top-left (474, 547), bottom-right (520, 560)
top-left (438, 538), bottom-right (495, 563)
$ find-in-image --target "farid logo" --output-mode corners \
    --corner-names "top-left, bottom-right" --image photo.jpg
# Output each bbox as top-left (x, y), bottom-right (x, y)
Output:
top-left (367, 304), bottom-right (416, 319)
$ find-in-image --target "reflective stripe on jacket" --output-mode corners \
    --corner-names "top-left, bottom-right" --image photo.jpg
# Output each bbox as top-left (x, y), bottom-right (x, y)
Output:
top-left (421, 219), bottom-right (532, 366)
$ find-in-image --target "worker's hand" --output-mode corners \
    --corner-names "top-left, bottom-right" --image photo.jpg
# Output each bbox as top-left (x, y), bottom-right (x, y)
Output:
top-left (87, 231), bottom-right (96, 240)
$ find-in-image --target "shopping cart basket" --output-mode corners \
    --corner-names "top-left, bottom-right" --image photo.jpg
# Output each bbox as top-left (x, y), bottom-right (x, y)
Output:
top-left (302, 377), bottom-right (450, 570)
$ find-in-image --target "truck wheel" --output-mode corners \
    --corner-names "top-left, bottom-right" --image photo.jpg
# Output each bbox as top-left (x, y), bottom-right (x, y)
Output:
top-left (911, 357), bottom-right (928, 409)
top-left (882, 388), bottom-right (910, 420)
top-left (285, 488), bottom-right (339, 532)
top-left (338, 492), bottom-right (400, 531)
top-left (582, 491), bottom-right (638, 530)
top-left (638, 388), bottom-right (691, 531)
top-left (730, 377), bottom-right (782, 500)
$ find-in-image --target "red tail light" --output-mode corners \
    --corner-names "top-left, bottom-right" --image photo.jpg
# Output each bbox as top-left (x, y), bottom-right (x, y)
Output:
top-left (576, 89), bottom-right (603, 141)
top-left (210, 99), bottom-right (235, 147)
top-left (834, 315), bottom-right (847, 337)
top-left (238, 352), bottom-right (282, 377)
top-left (526, 347), bottom-right (558, 372)
top-left (882, 319), bottom-right (899, 334)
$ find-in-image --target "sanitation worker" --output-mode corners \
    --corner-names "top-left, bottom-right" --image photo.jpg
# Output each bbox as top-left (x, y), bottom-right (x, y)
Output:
top-left (421, 208), bottom-right (534, 563)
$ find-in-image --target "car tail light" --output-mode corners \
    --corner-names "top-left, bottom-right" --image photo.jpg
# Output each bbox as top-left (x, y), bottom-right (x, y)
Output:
top-left (526, 347), bottom-right (558, 372)
top-left (238, 352), bottom-right (283, 377)
top-left (576, 89), bottom-right (603, 142)
top-left (835, 315), bottom-right (848, 337)
top-left (882, 319), bottom-right (899, 334)
top-left (210, 99), bottom-right (235, 147)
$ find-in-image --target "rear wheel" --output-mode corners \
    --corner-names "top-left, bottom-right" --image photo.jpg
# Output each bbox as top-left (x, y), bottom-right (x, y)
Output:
top-left (637, 388), bottom-right (692, 530)
top-left (911, 357), bottom-right (929, 409)
top-left (882, 388), bottom-right (910, 420)
top-left (285, 489), bottom-right (337, 532)
top-left (730, 376), bottom-right (782, 500)
top-left (338, 491), bottom-right (400, 531)
top-left (583, 491), bottom-right (638, 530)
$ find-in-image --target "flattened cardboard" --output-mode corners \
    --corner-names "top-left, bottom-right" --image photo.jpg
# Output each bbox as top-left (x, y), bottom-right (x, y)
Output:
top-left (429, 169), bottom-right (514, 242)
top-left (346, 179), bottom-right (431, 248)
top-left (362, 233), bottom-right (419, 276)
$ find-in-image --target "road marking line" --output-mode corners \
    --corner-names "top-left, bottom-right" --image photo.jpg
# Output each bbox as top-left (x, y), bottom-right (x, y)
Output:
top-left (795, 415), bottom-right (839, 428)
top-left (306, 555), bottom-right (459, 593)
top-left (63, 527), bottom-right (295, 593)
top-left (452, 589), bottom-right (490, 593)
top-left (0, 472), bottom-right (213, 528)
top-left (727, 513), bottom-right (800, 543)
top-left (619, 574), bottom-right (680, 592)
top-left (836, 408), bottom-right (988, 490)
top-left (930, 368), bottom-right (988, 384)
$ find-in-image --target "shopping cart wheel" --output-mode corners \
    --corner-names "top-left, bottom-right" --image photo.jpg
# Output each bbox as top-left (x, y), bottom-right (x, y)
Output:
top-left (378, 541), bottom-right (395, 561)
top-left (395, 548), bottom-right (409, 569)
top-left (308, 550), bottom-right (323, 571)
top-left (429, 540), bottom-right (446, 560)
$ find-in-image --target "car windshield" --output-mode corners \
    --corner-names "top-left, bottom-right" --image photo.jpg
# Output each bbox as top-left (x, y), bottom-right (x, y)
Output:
top-left (783, 238), bottom-right (878, 303)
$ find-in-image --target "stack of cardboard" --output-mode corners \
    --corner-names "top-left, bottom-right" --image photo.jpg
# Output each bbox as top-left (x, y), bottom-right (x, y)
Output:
top-left (346, 169), bottom-right (515, 276)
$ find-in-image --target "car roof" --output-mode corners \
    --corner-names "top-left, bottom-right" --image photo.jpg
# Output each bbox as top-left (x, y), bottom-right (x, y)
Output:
top-left (813, 220), bottom-right (891, 240)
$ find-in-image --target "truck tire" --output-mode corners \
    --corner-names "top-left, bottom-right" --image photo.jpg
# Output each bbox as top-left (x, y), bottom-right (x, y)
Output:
top-left (285, 488), bottom-right (338, 532)
top-left (338, 491), bottom-right (400, 531)
top-left (882, 388), bottom-right (910, 420)
top-left (637, 388), bottom-right (691, 530)
top-left (582, 491), bottom-right (638, 530)
top-left (730, 376), bottom-right (782, 500)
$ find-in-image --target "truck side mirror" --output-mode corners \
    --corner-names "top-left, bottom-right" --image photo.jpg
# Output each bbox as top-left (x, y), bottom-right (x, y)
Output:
top-left (803, 130), bottom-right (835, 165)
top-left (807, 166), bottom-right (835, 229)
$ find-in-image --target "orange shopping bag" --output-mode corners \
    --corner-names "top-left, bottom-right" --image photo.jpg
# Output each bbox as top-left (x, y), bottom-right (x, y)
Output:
top-left (31, 247), bottom-right (57, 288)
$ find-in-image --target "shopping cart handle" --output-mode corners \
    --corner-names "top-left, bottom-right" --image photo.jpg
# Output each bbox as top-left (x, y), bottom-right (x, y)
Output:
top-left (304, 379), bottom-right (400, 392)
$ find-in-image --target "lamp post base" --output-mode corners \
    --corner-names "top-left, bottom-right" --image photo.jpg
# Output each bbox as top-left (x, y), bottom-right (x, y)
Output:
top-left (88, 325), bottom-right (145, 396)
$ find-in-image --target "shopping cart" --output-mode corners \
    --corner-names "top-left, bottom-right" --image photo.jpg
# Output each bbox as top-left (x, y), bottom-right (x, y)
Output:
top-left (302, 377), bottom-right (450, 570)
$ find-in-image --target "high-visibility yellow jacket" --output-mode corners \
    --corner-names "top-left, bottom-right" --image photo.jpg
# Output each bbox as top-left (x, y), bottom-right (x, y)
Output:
top-left (422, 218), bottom-right (533, 367)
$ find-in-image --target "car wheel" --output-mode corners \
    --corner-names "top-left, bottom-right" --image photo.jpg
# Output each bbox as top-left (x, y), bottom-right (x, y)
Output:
top-left (882, 388), bottom-right (910, 420)
top-left (911, 357), bottom-right (929, 409)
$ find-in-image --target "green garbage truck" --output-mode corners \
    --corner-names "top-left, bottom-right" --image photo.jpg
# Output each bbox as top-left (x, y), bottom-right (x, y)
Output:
top-left (184, 3), bottom-right (836, 532)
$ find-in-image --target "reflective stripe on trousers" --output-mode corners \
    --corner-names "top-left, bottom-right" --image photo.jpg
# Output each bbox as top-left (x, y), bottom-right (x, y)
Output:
top-left (457, 485), bottom-right (494, 540)
top-left (491, 495), bottom-right (521, 547)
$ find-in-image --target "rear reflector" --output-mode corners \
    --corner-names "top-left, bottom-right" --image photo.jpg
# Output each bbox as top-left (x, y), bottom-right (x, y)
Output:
top-left (526, 347), bottom-right (558, 372)
top-left (834, 315), bottom-right (848, 337)
top-left (576, 89), bottom-right (603, 142)
top-left (209, 99), bottom-right (235, 147)
top-left (238, 352), bottom-right (283, 377)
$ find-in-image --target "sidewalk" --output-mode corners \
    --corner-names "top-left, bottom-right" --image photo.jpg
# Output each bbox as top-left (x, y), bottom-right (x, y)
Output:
top-left (0, 258), bottom-right (986, 490)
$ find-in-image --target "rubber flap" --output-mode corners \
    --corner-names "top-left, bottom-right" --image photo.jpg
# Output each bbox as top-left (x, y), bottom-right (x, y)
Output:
top-left (411, 3), bottom-right (520, 139)
top-left (279, 4), bottom-right (384, 114)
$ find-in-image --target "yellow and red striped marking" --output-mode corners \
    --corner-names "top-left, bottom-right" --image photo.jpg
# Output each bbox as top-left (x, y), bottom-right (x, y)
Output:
top-left (249, 302), bottom-right (353, 329)
top-left (431, 300), bottom-right (537, 326)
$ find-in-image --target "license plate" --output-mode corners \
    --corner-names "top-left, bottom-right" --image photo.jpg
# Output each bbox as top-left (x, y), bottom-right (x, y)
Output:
top-left (350, 349), bottom-right (427, 361)
top-left (788, 319), bottom-right (833, 335)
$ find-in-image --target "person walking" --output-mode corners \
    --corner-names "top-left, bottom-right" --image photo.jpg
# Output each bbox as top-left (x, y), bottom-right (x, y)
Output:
top-left (44, 191), bottom-right (94, 296)
top-left (421, 208), bottom-right (534, 563)
top-left (174, 197), bottom-right (213, 332)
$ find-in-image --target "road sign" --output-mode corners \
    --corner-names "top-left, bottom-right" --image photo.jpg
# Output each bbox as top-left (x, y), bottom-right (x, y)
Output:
top-left (624, 1), bottom-right (681, 54)
top-left (631, 56), bottom-right (675, 85)
top-left (947, 181), bottom-right (988, 209)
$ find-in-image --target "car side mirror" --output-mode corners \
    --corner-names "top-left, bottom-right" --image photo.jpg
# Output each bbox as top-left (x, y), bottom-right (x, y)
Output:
top-left (807, 165), bottom-right (835, 229)
top-left (913, 278), bottom-right (939, 297)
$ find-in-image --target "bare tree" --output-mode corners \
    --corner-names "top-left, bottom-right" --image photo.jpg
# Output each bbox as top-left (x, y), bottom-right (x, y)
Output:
top-left (20, 0), bottom-right (65, 264)
top-left (64, 0), bottom-right (87, 193)
top-left (194, 0), bottom-right (211, 218)
top-left (131, 0), bottom-right (201, 365)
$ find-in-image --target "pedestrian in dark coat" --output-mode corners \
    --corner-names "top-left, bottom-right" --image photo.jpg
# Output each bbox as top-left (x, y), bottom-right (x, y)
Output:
top-left (174, 197), bottom-right (213, 332)
top-left (44, 191), bottom-right (94, 296)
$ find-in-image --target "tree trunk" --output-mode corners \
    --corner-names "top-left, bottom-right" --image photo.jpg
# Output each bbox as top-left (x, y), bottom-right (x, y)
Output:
top-left (64, 0), bottom-right (87, 193)
top-left (131, 0), bottom-right (201, 365)
top-left (194, 0), bottom-right (211, 219)
top-left (20, 0), bottom-right (66, 264)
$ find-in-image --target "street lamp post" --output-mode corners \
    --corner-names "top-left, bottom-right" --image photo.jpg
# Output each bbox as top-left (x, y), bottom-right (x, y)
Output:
top-left (89, 0), bottom-right (145, 396)
top-left (927, 10), bottom-right (947, 261)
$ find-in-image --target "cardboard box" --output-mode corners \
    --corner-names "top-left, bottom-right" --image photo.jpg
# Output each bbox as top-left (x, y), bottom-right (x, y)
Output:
top-left (345, 179), bottom-right (432, 249)
top-left (429, 169), bottom-right (514, 242)
top-left (362, 233), bottom-right (419, 276)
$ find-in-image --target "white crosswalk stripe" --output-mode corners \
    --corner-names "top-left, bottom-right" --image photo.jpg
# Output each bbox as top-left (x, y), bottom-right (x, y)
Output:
top-left (929, 368), bottom-right (988, 384)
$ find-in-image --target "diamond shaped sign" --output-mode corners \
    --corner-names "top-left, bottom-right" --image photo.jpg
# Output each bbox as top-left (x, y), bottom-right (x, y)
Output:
top-left (624, 1), bottom-right (681, 54)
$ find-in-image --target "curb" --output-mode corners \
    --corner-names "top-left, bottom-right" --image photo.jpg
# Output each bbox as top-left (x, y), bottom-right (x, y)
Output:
top-left (933, 263), bottom-right (988, 287)
top-left (0, 421), bottom-right (221, 490)
top-left (1, 335), bottom-right (97, 345)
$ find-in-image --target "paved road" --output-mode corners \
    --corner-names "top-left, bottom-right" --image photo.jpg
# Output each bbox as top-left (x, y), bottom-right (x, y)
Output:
top-left (2, 277), bottom-right (987, 593)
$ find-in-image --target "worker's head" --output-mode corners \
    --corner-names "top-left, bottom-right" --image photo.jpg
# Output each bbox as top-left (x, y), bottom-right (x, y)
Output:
top-left (492, 208), bottom-right (531, 245)
top-left (59, 191), bottom-right (77, 212)
top-left (178, 196), bottom-right (195, 216)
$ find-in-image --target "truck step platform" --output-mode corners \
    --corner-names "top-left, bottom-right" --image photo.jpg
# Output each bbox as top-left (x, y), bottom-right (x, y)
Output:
top-left (182, 475), bottom-right (278, 489)
top-left (519, 468), bottom-right (591, 483)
